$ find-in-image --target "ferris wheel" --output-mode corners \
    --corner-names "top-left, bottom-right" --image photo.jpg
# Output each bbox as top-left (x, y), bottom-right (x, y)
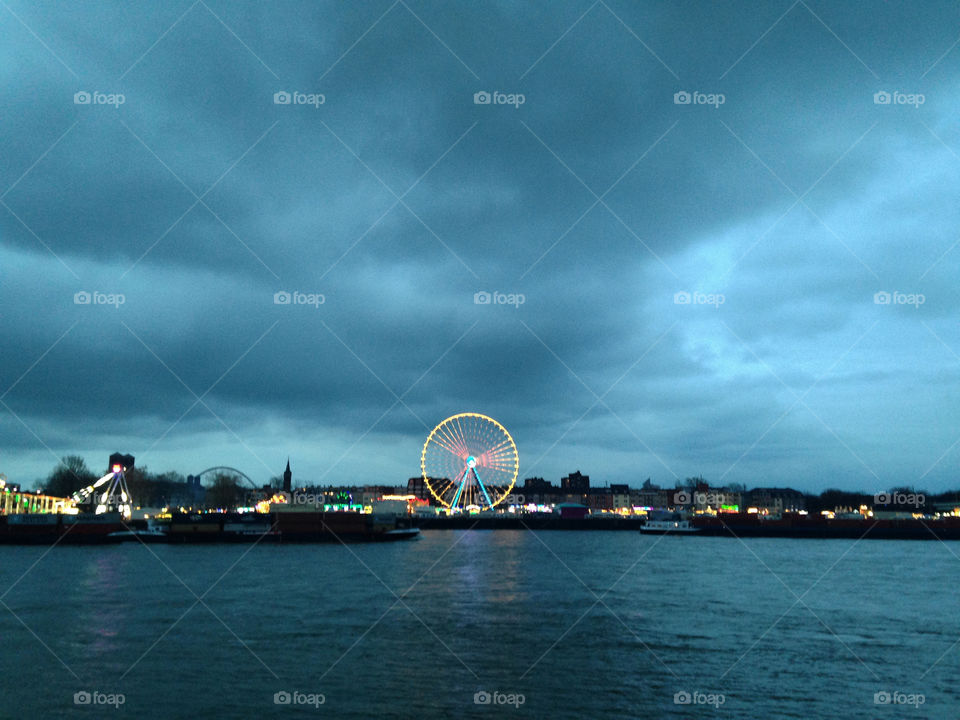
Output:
top-left (421, 413), bottom-right (518, 511)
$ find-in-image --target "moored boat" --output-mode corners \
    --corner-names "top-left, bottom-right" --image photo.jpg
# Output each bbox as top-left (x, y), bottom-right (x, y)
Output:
top-left (640, 518), bottom-right (700, 534)
top-left (0, 512), bottom-right (128, 544)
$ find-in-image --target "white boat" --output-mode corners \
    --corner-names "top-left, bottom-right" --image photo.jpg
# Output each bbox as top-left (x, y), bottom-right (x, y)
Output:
top-left (376, 527), bottom-right (421, 541)
top-left (640, 518), bottom-right (700, 534)
top-left (106, 526), bottom-right (167, 542)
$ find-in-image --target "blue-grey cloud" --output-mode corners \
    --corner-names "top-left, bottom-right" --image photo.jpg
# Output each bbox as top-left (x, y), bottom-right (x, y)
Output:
top-left (1, 0), bottom-right (959, 495)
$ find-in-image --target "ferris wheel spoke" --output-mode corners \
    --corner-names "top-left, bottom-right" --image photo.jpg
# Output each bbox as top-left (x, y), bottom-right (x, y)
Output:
top-left (481, 464), bottom-right (513, 478)
top-left (439, 426), bottom-right (471, 458)
top-left (452, 415), bottom-right (471, 456)
top-left (434, 477), bottom-right (456, 497)
top-left (485, 436), bottom-right (514, 455)
top-left (485, 452), bottom-right (516, 467)
top-left (444, 416), bottom-right (462, 453)
top-left (438, 421), bottom-right (469, 456)
top-left (430, 433), bottom-right (464, 459)
top-left (427, 469), bottom-right (457, 503)
top-left (435, 422), bottom-right (466, 455)
top-left (482, 449), bottom-right (515, 467)
top-left (463, 419), bottom-right (479, 457)
top-left (486, 442), bottom-right (516, 458)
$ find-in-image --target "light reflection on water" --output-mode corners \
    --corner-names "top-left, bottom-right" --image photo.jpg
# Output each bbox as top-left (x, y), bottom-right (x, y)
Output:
top-left (0, 532), bottom-right (955, 719)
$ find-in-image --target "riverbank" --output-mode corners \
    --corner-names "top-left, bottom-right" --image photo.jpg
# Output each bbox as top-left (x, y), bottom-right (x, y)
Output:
top-left (414, 513), bottom-right (960, 540)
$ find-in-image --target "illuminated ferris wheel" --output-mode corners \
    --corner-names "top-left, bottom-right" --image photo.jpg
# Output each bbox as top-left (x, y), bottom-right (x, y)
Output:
top-left (421, 413), bottom-right (519, 511)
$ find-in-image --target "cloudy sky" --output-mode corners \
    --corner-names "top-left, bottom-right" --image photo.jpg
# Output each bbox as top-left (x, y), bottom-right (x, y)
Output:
top-left (2, 0), bottom-right (959, 494)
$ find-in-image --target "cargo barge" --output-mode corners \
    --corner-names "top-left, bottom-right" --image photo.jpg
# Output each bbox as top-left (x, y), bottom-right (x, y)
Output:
top-left (0, 506), bottom-right (419, 544)
top-left (0, 512), bottom-right (128, 544)
top-left (410, 512), bottom-right (960, 539)
top-left (163, 508), bottom-right (418, 543)
top-left (690, 512), bottom-right (960, 540)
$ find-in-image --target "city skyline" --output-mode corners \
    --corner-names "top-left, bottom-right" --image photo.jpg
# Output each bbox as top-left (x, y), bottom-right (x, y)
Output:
top-left (2, 2), bottom-right (959, 494)
top-left (21, 451), bottom-right (946, 502)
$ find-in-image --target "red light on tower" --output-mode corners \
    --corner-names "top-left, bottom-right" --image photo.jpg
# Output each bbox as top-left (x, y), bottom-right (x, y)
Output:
top-left (108, 453), bottom-right (134, 474)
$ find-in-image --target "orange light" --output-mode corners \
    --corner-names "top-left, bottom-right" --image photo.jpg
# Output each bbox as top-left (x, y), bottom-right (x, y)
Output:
top-left (112, 464), bottom-right (123, 473)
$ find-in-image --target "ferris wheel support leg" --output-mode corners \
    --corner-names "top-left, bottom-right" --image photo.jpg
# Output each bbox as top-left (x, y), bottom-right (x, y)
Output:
top-left (472, 469), bottom-right (494, 509)
top-left (449, 467), bottom-right (468, 509)
top-left (451, 477), bottom-right (466, 509)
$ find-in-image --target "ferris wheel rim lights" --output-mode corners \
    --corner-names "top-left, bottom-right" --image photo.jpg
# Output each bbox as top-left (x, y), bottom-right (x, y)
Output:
top-left (420, 413), bottom-right (519, 510)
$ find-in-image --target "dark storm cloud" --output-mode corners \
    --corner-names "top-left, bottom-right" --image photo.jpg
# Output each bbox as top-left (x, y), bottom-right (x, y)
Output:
top-left (2, 0), bottom-right (959, 491)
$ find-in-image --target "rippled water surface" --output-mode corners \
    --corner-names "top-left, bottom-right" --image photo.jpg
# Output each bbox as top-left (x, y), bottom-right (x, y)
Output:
top-left (0, 531), bottom-right (955, 718)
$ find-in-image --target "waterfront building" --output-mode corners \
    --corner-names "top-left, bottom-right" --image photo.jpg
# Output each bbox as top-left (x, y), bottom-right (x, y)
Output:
top-left (745, 487), bottom-right (806, 514)
top-left (523, 477), bottom-right (552, 492)
top-left (521, 477), bottom-right (560, 506)
top-left (587, 487), bottom-right (613, 512)
top-left (631, 480), bottom-right (670, 509)
top-left (561, 471), bottom-right (590, 505)
top-left (633, 487), bottom-right (669, 509)
top-left (561, 471), bottom-right (590, 493)
top-left (691, 484), bottom-right (741, 513)
top-left (610, 484), bottom-right (631, 510)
